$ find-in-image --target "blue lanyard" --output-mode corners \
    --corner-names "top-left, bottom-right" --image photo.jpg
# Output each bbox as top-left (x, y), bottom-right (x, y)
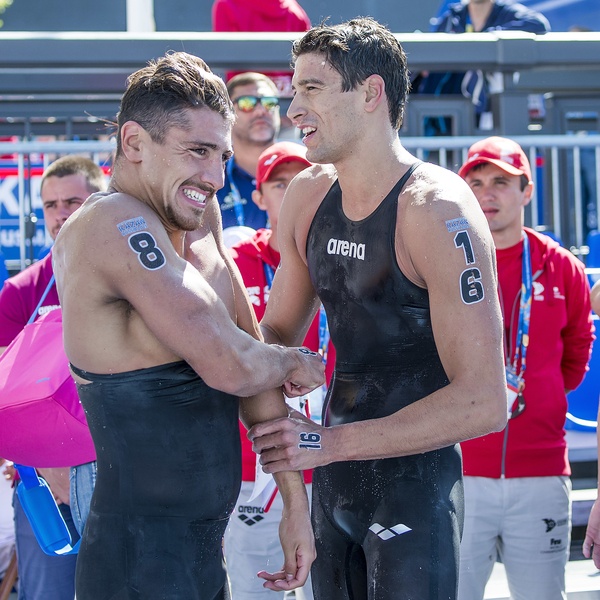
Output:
top-left (226, 159), bottom-right (246, 227)
top-left (262, 261), bottom-right (329, 365)
top-left (512, 232), bottom-right (532, 381)
top-left (318, 305), bottom-right (330, 363)
top-left (465, 13), bottom-right (474, 32)
top-left (263, 262), bottom-right (275, 290)
top-left (28, 274), bottom-right (55, 324)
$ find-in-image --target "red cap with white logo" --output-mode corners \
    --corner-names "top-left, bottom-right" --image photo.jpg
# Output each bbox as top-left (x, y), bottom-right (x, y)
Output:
top-left (458, 136), bottom-right (532, 182)
top-left (255, 141), bottom-right (311, 190)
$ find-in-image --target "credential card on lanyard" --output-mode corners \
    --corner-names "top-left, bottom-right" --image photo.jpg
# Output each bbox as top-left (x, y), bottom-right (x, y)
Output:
top-left (505, 366), bottom-right (519, 414)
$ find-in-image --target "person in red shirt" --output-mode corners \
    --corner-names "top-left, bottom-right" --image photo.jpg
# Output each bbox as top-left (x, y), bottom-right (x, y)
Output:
top-left (226, 141), bottom-right (334, 600)
top-left (212, 0), bottom-right (310, 96)
top-left (458, 136), bottom-right (594, 600)
top-left (212, 0), bottom-right (310, 33)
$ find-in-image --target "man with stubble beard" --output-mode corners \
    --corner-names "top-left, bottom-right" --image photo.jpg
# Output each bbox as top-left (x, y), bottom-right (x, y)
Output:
top-left (52, 51), bottom-right (324, 600)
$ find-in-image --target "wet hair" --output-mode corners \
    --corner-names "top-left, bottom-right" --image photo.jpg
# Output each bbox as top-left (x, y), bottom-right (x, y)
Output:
top-left (291, 17), bottom-right (410, 130)
top-left (40, 155), bottom-right (106, 195)
top-left (226, 72), bottom-right (279, 98)
top-left (116, 51), bottom-right (233, 156)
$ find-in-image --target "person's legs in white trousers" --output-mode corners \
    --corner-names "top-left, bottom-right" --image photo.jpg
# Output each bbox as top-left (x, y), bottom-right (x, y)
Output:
top-left (224, 481), bottom-right (313, 600)
top-left (459, 476), bottom-right (570, 600)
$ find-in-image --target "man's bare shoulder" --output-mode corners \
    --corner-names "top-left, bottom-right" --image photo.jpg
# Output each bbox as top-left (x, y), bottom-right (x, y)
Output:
top-left (66, 190), bottom-right (160, 236)
top-left (55, 189), bottom-right (174, 302)
top-left (287, 163), bottom-right (337, 203)
top-left (406, 162), bottom-right (479, 213)
top-left (58, 191), bottom-right (167, 264)
top-left (401, 162), bottom-right (490, 241)
top-left (279, 163), bottom-right (336, 260)
top-left (396, 162), bottom-right (493, 287)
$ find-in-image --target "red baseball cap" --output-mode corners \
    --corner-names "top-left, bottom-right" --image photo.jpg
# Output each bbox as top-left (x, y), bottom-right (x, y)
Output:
top-left (255, 141), bottom-right (311, 190)
top-left (458, 136), bottom-right (532, 182)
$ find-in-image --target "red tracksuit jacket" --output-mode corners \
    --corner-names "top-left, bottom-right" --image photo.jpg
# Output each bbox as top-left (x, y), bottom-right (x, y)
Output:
top-left (462, 227), bottom-right (594, 478)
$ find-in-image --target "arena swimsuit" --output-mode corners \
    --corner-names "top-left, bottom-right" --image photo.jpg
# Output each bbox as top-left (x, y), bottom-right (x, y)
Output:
top-left (70, 361), bottom-right (239, 600)
top-left (306, 163), bottom-right (464, 600)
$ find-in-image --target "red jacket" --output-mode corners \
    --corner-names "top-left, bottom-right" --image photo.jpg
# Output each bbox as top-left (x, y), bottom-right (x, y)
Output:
top-left (212, 0), bottom-right (310, 95)
top-left (212, 0), bottom-right (310, 32)
top-left (462, 228), bottom-right (594, 478)
top-left (230, 229), bottom-right (335, 481)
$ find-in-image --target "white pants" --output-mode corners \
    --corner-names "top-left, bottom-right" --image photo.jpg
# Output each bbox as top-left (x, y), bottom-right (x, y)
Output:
top-left (224, 481), bottom-right (314, 600)
top-left (458, 475), bottom-right (571, 600)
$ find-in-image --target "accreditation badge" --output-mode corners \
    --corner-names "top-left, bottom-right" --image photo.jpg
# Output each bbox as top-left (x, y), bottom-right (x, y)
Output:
top-left (505, 366), bottom-right (525, 419)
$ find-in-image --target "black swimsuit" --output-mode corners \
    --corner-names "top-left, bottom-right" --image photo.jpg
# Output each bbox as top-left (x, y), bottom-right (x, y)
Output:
top-left (71, 361), bottom-right (239, 600)
top-left (306, 164), bottom-right (464, 600)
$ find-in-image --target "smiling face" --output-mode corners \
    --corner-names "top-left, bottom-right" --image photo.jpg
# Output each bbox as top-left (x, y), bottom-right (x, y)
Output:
top-left (287, 53), bottom-right (364, 165)
top-left (138, 106), bottom-right (233, 232)
top-left (464, 162), bottom-right (533, 248)
top-left (230, 81), bottom-right (280, 148)
top-left (41, 174), bottom-right (93, 240)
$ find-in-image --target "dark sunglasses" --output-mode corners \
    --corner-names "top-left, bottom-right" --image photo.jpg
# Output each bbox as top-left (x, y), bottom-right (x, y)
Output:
top-left (233, 95), bottom-right (279, 113)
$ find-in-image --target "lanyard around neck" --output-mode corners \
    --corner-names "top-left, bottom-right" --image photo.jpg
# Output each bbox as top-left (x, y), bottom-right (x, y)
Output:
top-left (318, 306), bottom-right (330, 364)
top-left (511, 232), bottom-right (532, 379)
top-left (465, 12), bottom-right (474, 32)
top-left (262, 261), bottom-right (330, 366)
top-left (226, 158), bottom-right (246, 227)
top-left (28, 274), bottom-right (55, 324)
top-left (263, 261), bottom-right (275, 290)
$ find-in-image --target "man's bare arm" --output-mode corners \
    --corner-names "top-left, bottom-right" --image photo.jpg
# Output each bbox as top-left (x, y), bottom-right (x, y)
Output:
top-left (583, 400), bottom-right (600, 568)
top-left (259, 169), bottom-right (328, 348)
top-left (57, 195), bottom-right (324, 398)
top-left (197, 199), bottom-right (315, 590)
top-left (591, 279), bottom-right (600, 315)
top-left (584, 281), bottom-right (600, 567)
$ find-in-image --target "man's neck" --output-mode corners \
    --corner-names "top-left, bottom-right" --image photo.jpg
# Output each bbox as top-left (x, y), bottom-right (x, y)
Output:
top-left (169, 230), bottom-right (187, 258)
top-left (492, 227), bottom-right (523, 250)
top-left (334, 138), bottom-right (414, 215)
top-left (109, 174), bottom-right (186, 256)
top-left (468, 0), bottom-right (494, 31)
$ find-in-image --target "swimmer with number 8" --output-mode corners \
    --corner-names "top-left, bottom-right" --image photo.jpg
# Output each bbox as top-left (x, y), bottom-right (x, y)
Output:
top-left (52, 51), bottom-right (324, 599)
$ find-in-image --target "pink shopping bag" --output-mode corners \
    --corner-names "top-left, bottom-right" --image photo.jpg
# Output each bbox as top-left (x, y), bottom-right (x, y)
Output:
top-left (0, 308), bottom-right (95, 467)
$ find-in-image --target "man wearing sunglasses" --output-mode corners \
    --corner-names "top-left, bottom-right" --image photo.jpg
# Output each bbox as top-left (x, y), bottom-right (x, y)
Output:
top-left (218, 72), bottom-right (281, 234)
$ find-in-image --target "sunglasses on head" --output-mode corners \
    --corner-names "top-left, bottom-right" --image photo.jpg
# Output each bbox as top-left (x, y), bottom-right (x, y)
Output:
top-left (233, 95), bottom-right (280, 113)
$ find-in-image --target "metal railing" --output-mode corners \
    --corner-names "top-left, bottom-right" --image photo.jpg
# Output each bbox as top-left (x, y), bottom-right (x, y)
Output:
top-left (1, 134), bottom-right (599, 270)
top-left (401, 134), bottom-right (600, 253)
top-left (0, 140), bottom-right (115, 271)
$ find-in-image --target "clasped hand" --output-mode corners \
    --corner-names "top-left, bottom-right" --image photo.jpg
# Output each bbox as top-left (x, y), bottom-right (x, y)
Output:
top-left (282, 348), bottom-right (325, 398)
top-left (249, 408), bottom-right (330, 473)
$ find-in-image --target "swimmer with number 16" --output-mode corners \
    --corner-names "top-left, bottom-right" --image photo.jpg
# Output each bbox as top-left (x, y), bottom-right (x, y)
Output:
top-left (52, 51), bottom-right (324, 599)
top-left (250, 17), bottom-right (507, 600)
